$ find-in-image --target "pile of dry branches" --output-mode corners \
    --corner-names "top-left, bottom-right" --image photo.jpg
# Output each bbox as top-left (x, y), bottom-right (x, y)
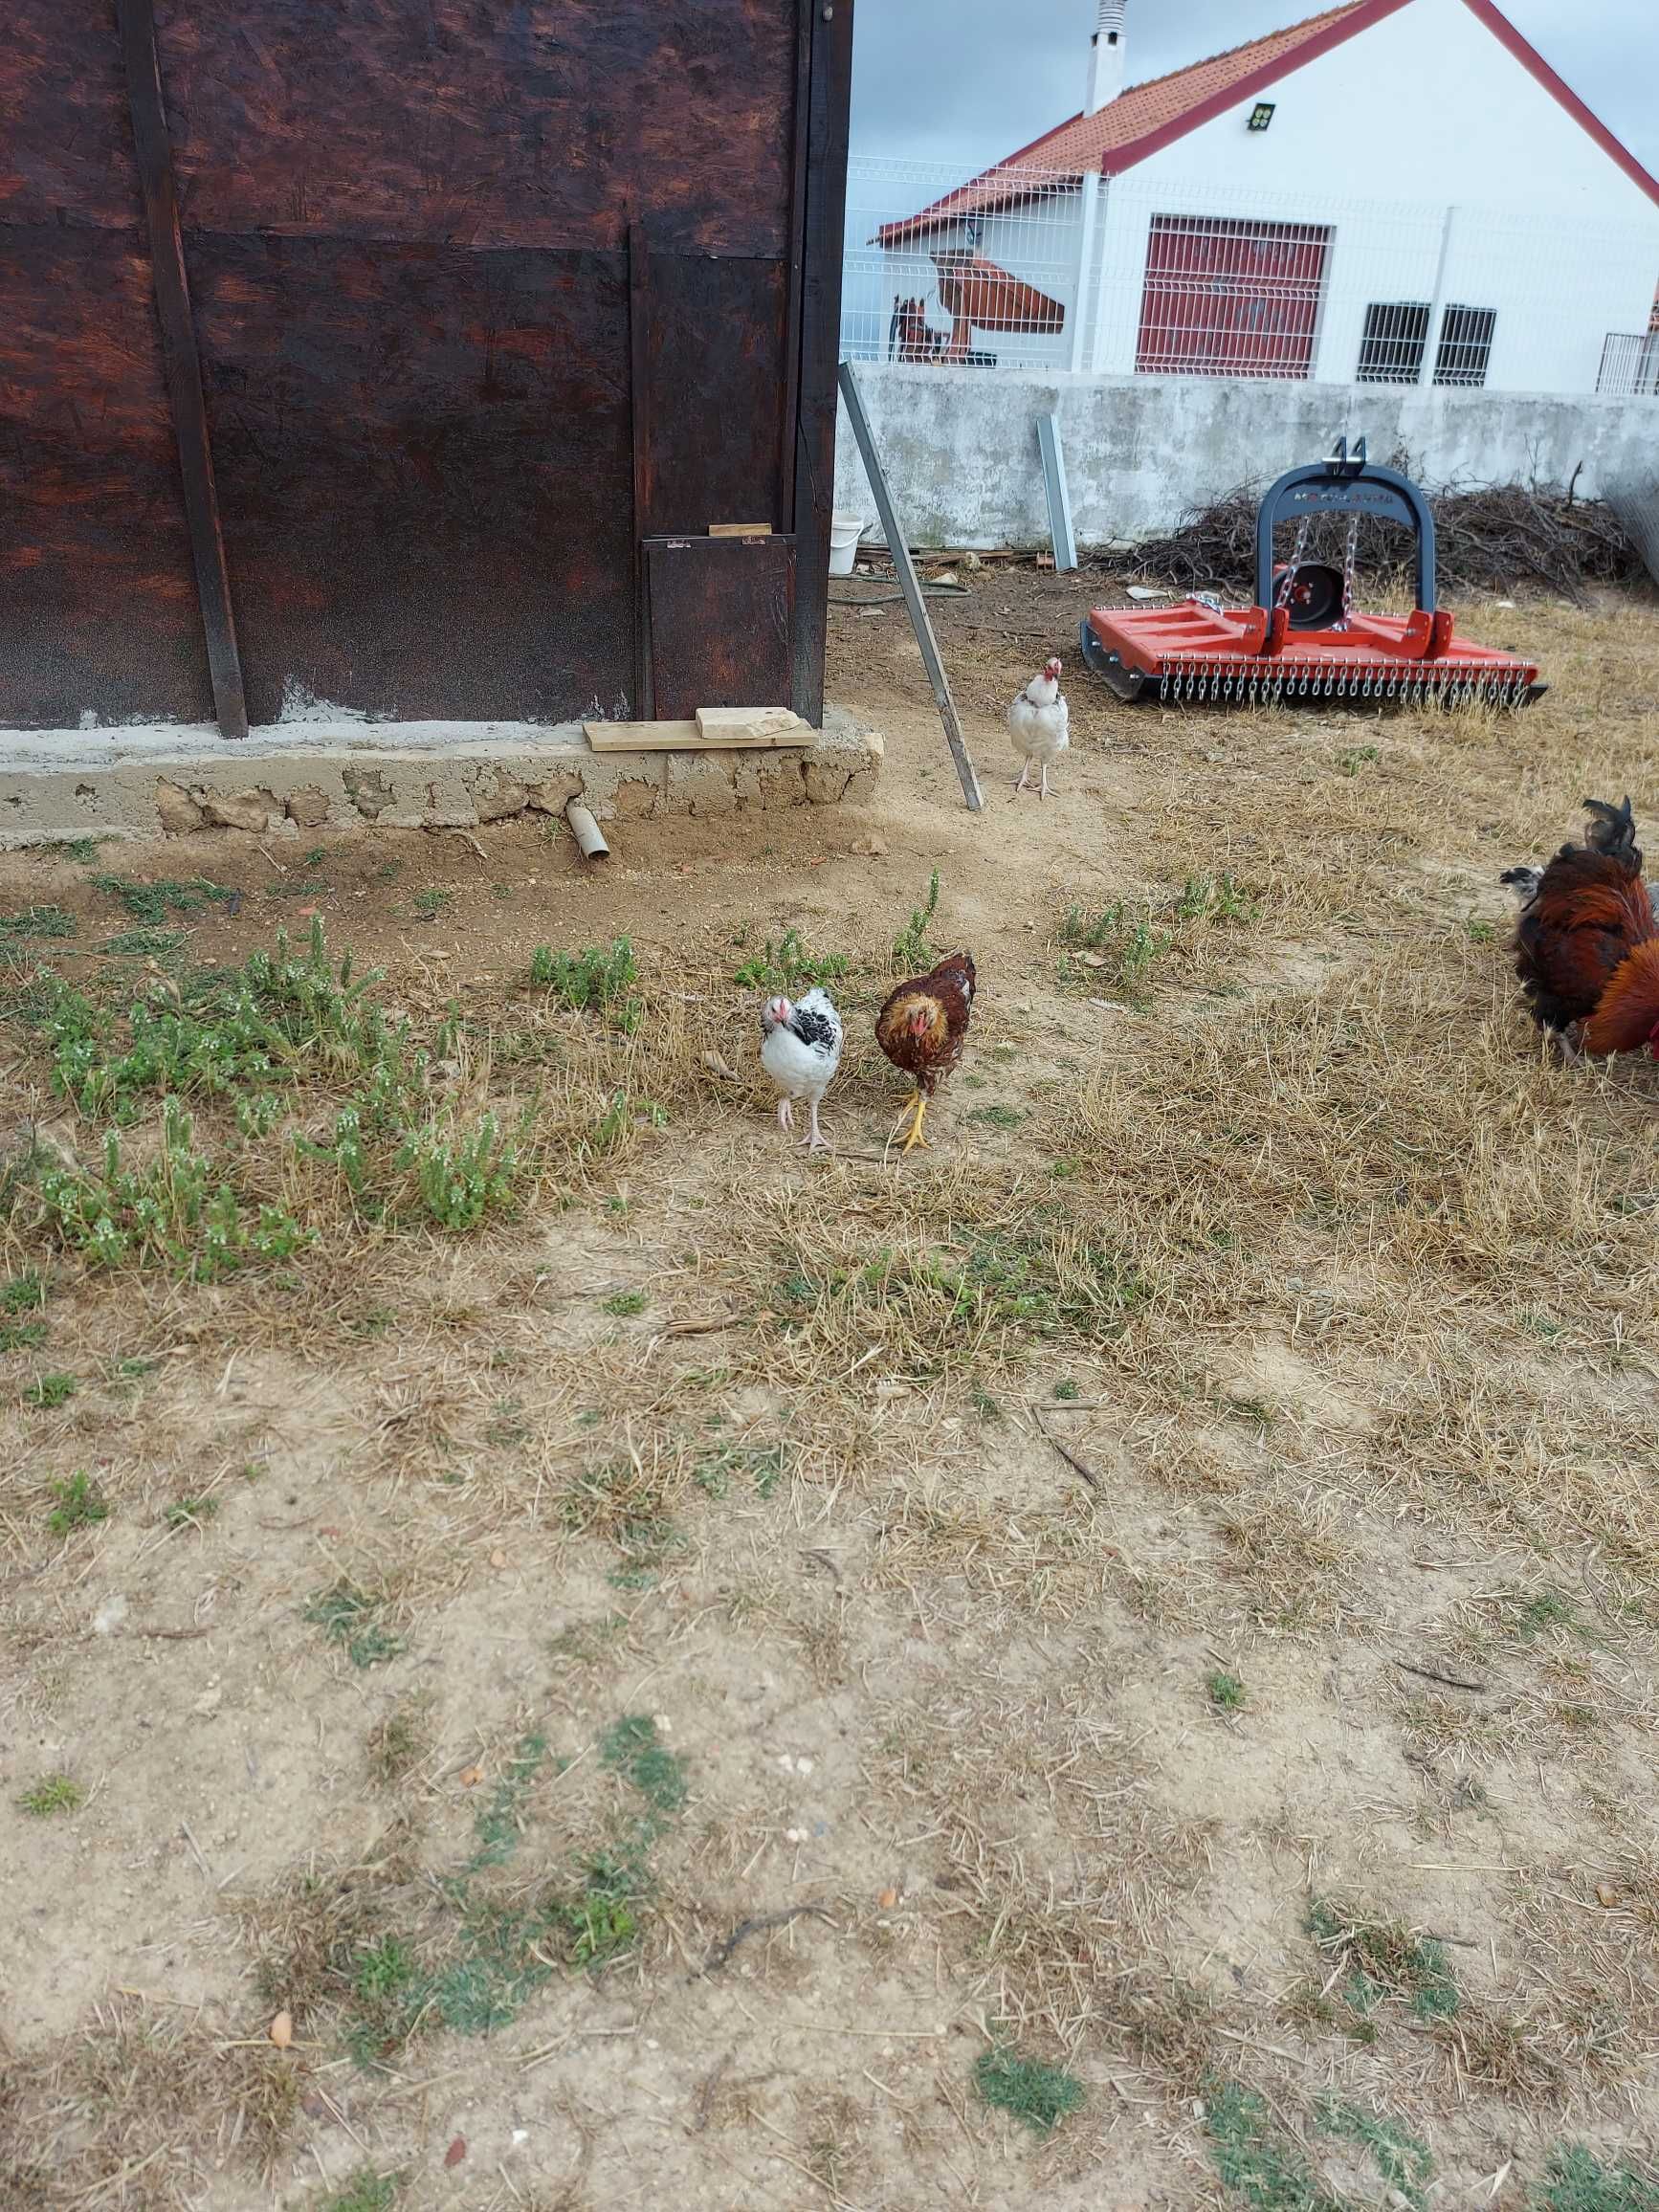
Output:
top-left (1126, 471), bottom-right (1648, 602)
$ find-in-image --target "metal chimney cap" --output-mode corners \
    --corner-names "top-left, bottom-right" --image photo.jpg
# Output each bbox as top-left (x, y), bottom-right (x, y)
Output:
top-left (1095, 0), bottom-right (1126, 33)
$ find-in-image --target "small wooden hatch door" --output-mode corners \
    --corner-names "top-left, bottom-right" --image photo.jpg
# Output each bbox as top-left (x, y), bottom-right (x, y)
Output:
top-left (641, 533), bottom-right (796, 721)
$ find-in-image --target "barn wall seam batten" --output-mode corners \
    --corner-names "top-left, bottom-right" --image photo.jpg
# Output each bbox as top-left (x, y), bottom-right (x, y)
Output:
top-left (116, 0), bottom-right (249, 741)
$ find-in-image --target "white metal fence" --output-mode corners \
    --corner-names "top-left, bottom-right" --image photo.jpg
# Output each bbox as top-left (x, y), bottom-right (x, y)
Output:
top-left (840, 155), bottom-right (1659, 399)
top-left (1598, 332), bottom-right (1659, 396)
top-left (842, 158), bottom-right (1090, 373)
top-left (1605, 476), bottom-right (1659, 584)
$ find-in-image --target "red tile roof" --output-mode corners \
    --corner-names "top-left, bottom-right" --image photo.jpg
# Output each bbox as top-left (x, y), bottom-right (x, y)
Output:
top-left (877, 2), bottom-right (1380, 244)
top-left (1029, 1), bottom-right (1373, 174)
top-left (876, 0), bottom-right (1659, 245)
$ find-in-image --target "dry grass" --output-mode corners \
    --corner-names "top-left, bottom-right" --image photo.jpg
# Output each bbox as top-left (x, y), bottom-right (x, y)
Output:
top-left (0, 1997), bottom-right (303, 2204)
top-left (4, 585), bottom-right (1659, 2205)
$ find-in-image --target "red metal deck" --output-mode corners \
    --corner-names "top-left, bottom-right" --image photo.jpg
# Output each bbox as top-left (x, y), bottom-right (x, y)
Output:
top-left (1085, 597), bottom-right (1539, 705)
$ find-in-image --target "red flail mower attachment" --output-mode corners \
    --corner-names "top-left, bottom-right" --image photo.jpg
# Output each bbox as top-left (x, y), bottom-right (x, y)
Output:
top-left (1080, 441), bottom-right (1543, 709)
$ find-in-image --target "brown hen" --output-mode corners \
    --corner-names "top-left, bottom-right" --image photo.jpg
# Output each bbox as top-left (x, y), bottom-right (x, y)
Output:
top-left (874, 952), bottom-right (976, 1152)
top-left (1504, 797), bottom-right (1659, 1057)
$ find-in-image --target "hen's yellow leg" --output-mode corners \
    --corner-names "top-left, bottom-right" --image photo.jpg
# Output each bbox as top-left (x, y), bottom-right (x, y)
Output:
top-left (887, 1088), bottom-right (922, 1152)
top-left (898, 1092), bottom-right (930, 1153)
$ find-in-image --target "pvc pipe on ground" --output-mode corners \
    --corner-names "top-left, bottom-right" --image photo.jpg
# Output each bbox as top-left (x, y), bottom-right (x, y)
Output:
top-left (565, 799), bottom-right (609, 859)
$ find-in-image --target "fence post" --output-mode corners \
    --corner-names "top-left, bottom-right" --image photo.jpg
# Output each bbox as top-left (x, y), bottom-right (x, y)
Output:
top-left (1419, 204), bottom-right (1456, 387)
top-left (1069, 172), bottom-right (1099, 374)
top-left (1090, 179), bottom-right (1121, 374)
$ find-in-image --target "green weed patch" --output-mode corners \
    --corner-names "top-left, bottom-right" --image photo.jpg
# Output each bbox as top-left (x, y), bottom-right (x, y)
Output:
top-left (734, 927), bottom-right (849, 993)
top-left (318, 1717), bottom-right (686, 2068)
top-left (973, 2046), bottom-right (1084, 2134)
top-left (530, 938), bottom-right (643, 1031)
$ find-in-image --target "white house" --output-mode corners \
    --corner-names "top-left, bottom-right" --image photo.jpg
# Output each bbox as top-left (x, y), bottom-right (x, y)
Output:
top-left (866, 0), bottom-right (1659, 397)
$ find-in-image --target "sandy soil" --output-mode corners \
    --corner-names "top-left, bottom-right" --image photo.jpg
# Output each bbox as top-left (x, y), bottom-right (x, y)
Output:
top-left (2, 568), bottom-right (1658, 2211)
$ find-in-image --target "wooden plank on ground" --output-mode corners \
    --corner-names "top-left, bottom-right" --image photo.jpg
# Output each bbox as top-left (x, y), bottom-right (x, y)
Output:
top-left (118, 0), bottom-right (249, 740)
top-left (696, 706), bottom-right (802, 741)
top-left (585, 720), bottom-right (698, 750)
top-left (584, 714), bottom-right (804, 753)
top-left (837, 361), bottom-right (982, 811)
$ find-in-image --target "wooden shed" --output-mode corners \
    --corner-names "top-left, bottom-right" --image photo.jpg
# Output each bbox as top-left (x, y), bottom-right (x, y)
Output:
top-left (1, 2), bottom-right (854, 738)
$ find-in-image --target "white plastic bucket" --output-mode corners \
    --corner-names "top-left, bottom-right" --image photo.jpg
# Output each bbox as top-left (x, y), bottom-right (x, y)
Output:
top-left (829, 512), bottom-right (867, 575)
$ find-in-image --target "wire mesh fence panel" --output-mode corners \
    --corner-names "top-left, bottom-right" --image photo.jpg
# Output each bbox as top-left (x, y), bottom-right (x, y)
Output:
top-left (1130, 211), bottom-right (1332, 378)
top-left (841, 157), bottom-right (1093, 372)
top-left (1604, 476), bottom-right (1659, 585)
top-left (843, 156), bottom-right (1659, 397)
top-left (1598, 332), bottom-right (1659, 396)
top-left (1355, 300), bottom-right (1433, 384)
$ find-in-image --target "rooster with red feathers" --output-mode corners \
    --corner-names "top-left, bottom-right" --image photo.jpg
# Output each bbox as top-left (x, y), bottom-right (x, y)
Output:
top-left (875, 951), bottom-right (976, 1152)
top-left (1504, 797), bottom-right (1659, 1059)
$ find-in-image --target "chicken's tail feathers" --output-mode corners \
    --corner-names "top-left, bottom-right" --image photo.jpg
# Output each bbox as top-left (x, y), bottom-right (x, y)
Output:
top-left (931, 949), bottom-right (976, 993)
top-left (1582, 795), bottom-right (1638, 860)
top-left (1582, 940), bottom-right (1659, 1056)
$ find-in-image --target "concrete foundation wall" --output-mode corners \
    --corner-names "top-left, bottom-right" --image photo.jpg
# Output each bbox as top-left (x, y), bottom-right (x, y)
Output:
top-left (0, 712), bottom-right (881, 851)
top-left (834, 364), bottom-right (1659, 550)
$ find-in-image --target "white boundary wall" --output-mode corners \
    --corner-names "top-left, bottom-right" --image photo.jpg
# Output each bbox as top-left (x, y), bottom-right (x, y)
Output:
top-left (832, 363), bottom-right (1659, 550)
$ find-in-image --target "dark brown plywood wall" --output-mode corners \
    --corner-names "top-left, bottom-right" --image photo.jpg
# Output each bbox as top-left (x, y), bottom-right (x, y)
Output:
top-left (1, 233), bottom-right (214, 729)
top-left (4, 1), bottom-right (145, 229)
top-left (190, 236), bottom-right (636, 724)
top-left (1, 2), bottom-right (208, 726)
top-left (149, 0), bottom-right (796, 254)
top-left (0, 0), bottom-right (852, 731)
top-left (639, 253), bottom-right (789, 539)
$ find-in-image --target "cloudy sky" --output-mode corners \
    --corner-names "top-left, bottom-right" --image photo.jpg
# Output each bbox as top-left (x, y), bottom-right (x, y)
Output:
top-left (850, 0), bottom-right (1658, 180)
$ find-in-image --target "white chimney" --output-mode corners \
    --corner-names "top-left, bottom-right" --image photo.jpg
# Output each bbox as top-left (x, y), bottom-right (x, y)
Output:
top-left (1085, 0), bottom-right (1126, 115)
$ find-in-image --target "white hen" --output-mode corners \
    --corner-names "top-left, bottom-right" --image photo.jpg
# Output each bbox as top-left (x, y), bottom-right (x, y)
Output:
top-left (1008, 657), bottom-right (1069, 800)
top-left (759, 987), bottom-right (844, 1152)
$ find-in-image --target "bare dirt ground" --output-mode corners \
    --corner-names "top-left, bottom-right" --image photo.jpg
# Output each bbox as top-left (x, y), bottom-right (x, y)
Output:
top-left (2, 569), bottom-right (1658, 2212)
